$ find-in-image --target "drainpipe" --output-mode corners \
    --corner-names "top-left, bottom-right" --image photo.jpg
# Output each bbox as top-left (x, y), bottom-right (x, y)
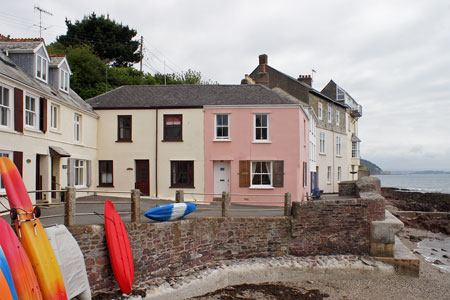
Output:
top-left (155, 108), bottom-right (158, 198)
top-left (332, 130), bottom-right (335, 193)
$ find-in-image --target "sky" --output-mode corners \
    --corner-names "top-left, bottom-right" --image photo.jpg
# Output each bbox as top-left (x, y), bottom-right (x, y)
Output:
top-left (1, 0), bottom-right (450, 171)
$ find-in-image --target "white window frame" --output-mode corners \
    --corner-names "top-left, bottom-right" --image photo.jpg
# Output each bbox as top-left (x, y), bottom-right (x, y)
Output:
top-left (318, 102), bottom-right (323, 120)
top-left (74, 113), bottom-right (81, 142)
top-left (327, 106), bottom-right (332, 123)
top-left (253, 113), bottom-right (270, 142)
top-left (319, 132), bottom-right (326, 154)
top-left (352, 141), bottom-right (360, 158)
top-left (36, 54), bottom-right (48, 82)
top-left (214, 113), bottom-right (230, 141)
top-left (50, 103), bottom-right (59, 130)
top-left (250, 161), bottom-right (272, 188)
top-left (59, 69), bottom-right (69, 93)
top-left (25, 94), bottom-right (39, 129)
top-left (74, 159), bottom-right (85, 187)
top-left (337, 87), bottom-right (345, 101)
top-left (0, 150), bottom-right (13, 191)
top-left (336, 136), bottom-right (342, 156)
top-left (327, 166), bottom-right (332, 183)
top-left (336, 111), bottom-right (340, 126)
top-left (0, 84), bottom-right (12, 129)
top-left (337, 166), bottom-right (342, 182)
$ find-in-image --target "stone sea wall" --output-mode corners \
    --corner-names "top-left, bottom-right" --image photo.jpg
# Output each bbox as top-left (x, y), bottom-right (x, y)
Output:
top-left (69, 197), bottom-right (384, 295)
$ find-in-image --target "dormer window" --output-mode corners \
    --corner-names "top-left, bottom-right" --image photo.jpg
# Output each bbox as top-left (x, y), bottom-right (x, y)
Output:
top-left (337, 87), bottom-right (345, 101)
top-left (60, 69), bottom-right (69, 92)
top-left (36, 54), bottom-right (48, 82)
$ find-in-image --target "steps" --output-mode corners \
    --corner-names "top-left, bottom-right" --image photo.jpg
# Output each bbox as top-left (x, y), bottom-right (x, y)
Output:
top-left (370, 210), bottom-right (420, 276)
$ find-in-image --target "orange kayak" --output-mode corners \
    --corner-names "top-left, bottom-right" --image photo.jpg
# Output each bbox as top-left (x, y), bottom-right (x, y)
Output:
top-left (0, 158), bottom-right (67, 300)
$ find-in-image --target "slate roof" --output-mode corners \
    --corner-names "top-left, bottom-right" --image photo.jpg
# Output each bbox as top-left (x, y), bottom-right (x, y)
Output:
top-left (49, 55), bottom-right (65, 67)
top-left (0, 51), bottom-right (96, 116)
top-left (0, 41), bottom-right (43, 53)
top-left (249, 64), bottom-right (347, 108)
top-left (86, 84), bottom-right (299, 109)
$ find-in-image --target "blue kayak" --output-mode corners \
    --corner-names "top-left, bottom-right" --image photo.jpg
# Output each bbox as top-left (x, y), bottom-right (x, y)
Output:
top-left (144, 203), bottom-right (197, 222)
top-left (0, 245), bottom-right (18, 300)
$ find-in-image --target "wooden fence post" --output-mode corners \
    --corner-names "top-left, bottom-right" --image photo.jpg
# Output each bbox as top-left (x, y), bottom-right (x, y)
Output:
top-left (64, 186), bottom-right (76, 227)
top-left (175, 190), bottom-right (184, 203)
top-left (284, 192), bottom-right (292, 216)
top-left (222, 191), bottom-right (230, 217)
top-left (131, 189), bottom-right (141, 223)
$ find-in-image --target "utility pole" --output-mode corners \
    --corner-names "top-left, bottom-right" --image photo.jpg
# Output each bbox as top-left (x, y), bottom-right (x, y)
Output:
top-left (34, 6), bottom-right (53, 38)
top-left (139, 36), bottom-right (143, 73)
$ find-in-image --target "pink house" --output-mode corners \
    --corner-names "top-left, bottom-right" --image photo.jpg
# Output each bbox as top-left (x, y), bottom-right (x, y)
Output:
top-left (204, 86), bottom-right (310, 205)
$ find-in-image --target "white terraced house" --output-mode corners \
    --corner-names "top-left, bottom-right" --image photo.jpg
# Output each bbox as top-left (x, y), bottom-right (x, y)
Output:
top-left (0, 36), bottom-right (98, 207)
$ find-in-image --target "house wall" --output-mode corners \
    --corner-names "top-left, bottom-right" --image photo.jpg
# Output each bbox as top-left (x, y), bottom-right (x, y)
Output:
top-left (95, 108), bottom-right (204, 200)
top-left (204, 106), bottom-right (308, 204)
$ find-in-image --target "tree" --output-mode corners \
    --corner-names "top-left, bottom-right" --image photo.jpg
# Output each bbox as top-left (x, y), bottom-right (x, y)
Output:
top-left (57, 13), bottom-right (140, 67)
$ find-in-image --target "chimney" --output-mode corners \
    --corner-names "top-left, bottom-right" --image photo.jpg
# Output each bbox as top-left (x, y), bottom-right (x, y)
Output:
top-left (241, 78), bottom-right (248, 84)
top-left (259, 54), bottom-right (268, 65)
top-left (255, 54), bottom-right (269, 87)
top-left (298, 74), bottom-right (312, 87)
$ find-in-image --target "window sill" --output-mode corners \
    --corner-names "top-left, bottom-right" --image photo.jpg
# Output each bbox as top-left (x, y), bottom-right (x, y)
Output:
top-left (162, 140), bottom-right (183, 142)
top-left (252, 140), bottom-right (272, 144)
top-left (213, 138), bottom-right (231, 142)
top-left (116, 140), bottom-right (133, 143)
top-left (97, 184), bottom-right (114, 188)
top-left (75, 185), bottom-right (88, 190)
top-left (24, 126), bottom-right (42, 133)
top-left (0, 126), bottom-right (13, 133)
top-left (319, 152), bottom-right (326, 156)
top-left (336, 155), bottom-right (342, 158)
top-left (49, 128), bottom-right (62, 134)
top-left (249, 186), bottom-right (274, 190)
top-left (170, 186), bottom-right (195, 189)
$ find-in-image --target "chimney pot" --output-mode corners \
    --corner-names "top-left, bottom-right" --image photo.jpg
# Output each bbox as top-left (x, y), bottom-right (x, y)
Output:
top-left (297, 74), bottom-right (312, 86)
top-left (259, 54), bottom-right (268, 65)
top-left (241, 79), bottom-right (248, 84)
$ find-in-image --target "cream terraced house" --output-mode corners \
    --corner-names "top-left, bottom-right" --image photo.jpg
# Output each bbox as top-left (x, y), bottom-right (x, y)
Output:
top-left (87, 84), bottom-right (309, 202)
top-left (0, 36), bottom-right (98, 208)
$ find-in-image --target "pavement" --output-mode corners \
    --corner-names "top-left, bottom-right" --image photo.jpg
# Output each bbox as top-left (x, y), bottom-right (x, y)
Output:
top-left (1, 195), bottom-right (287, 226)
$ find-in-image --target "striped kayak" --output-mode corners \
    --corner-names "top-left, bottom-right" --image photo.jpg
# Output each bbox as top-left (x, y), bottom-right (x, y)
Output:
top-left (0, 245), bottom-right (18, 300)
top-left (144, 202), bottom-right (197, 222)
top-left (0, 157), bottom-right (67, 300)
top-left (0, 218), bottom-right (41, 300)
top-left (0, 268), bottom-right (14, 300)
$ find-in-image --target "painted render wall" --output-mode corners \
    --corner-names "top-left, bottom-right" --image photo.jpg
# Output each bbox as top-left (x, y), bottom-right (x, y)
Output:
top-left (204, 106), bottom-right (309, 204)
top-left (95, 108), bottom-right (204, 201)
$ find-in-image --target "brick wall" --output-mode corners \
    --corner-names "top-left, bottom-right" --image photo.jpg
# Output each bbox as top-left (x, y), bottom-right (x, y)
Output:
top-left (69, 217), bottom-right (290, 293)
top-left (69, 198), bottom-right (385, 295)
top-left (338, 181), bottom-right (357, 196)
top-left (290, 198), bottom-right (385, 256)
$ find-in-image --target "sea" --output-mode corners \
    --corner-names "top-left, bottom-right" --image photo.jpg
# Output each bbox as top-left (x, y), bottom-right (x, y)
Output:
top-left (375, 173), bottom-right (450, 272)
top-left (373, 174), bottom-right (450, 194)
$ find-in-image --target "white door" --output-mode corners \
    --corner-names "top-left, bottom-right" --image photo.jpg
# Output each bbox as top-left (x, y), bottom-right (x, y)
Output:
top-left (214, 161), bottom-right (230, 196)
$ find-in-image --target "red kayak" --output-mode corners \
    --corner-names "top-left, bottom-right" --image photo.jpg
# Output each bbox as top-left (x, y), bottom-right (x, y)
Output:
top-left (104, 200), bottom-right (134, 294)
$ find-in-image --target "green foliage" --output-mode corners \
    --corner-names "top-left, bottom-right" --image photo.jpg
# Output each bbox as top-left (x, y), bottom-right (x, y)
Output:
top-left (47, 13), bottom-right (214, 100)
top-left (57, 12), bottom-right (140, 67)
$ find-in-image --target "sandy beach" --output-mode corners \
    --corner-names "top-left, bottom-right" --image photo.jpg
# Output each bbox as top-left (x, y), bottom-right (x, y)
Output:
top-left (187, 228), bottom-right (450, 300)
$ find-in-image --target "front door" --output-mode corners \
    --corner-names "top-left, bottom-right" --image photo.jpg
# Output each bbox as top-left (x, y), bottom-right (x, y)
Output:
top-left (36, 154), bottom-right (42, 200)
top-left (135, 160), bottom-right (150, 196)
top-left (214, 161), bottom-right (230, 196)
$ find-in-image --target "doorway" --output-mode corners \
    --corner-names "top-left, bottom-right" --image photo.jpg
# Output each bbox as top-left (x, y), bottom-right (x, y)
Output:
top-left (135, 160), bottom-right (150, 196)
top-left (214, 161), bottom-right (230, 196)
